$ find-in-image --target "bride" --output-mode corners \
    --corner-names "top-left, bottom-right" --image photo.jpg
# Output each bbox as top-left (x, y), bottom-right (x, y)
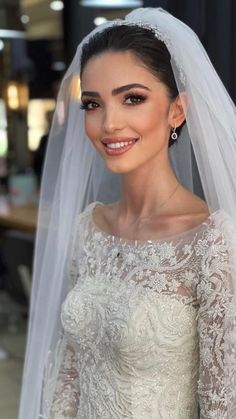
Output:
top-left (19, 7), bottom-right (236, 419)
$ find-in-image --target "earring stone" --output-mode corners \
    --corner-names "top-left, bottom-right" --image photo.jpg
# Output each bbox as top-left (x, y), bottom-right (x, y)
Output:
top-left (171, 127), bottom-right (178, 140)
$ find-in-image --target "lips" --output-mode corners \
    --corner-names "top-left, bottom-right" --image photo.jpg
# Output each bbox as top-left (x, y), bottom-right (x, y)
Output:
top-left (101, 137), bottom-right (138, 156)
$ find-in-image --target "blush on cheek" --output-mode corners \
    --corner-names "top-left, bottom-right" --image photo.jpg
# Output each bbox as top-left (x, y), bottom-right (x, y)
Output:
top-left (85, 115), bottom-right (101, 144)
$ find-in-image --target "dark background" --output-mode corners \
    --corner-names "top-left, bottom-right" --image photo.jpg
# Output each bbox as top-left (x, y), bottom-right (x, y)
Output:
top-left (63, 0), bottom-right (236, 101)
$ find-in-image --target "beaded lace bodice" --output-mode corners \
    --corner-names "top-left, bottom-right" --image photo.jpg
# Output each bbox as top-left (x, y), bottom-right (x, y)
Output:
top-left (47, 202), bottom-right (236, 419)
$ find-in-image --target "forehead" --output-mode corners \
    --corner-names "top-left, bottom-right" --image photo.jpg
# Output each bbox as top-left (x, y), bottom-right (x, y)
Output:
top-left (81, 51), bottom-right (161, 87)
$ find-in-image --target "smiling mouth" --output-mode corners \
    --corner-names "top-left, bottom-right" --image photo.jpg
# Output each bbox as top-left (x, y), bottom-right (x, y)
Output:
top-left (105, 140), bottom-right (136, 149)
top-left (102, 138), bottom-right (138, 156)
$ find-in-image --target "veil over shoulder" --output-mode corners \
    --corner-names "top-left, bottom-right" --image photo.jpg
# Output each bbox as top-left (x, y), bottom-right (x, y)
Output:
top-left (18, 7), bottom-right (236, 418)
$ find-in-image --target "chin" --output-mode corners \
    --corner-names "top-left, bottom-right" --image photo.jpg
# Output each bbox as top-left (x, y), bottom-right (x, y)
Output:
top-left (105, 160), bottom-right (137, 174)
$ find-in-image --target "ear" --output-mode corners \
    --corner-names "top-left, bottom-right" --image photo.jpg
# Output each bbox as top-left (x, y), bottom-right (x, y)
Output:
top-left (168, 92), bottom-right (188, 128)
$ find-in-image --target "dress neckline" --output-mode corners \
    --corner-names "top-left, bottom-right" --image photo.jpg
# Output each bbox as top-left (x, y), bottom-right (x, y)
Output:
top-left (89, 201), bottom-right (221, 245)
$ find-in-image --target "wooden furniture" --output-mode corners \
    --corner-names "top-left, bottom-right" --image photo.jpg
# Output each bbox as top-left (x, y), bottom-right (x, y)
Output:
top-left (0, 204), bottom-right (38, 233)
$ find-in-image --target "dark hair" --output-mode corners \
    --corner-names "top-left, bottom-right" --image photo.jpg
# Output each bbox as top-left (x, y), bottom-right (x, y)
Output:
top-left (80, 25), bottom-right (185, 146)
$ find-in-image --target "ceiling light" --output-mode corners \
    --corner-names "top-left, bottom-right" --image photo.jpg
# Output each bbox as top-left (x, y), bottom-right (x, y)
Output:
top-left (21, 15), bottom-right (30, 24)
top-left (50, 1), bottom-right (64, 11)
top-left (81, 0), bottom-right (142, 8)
top-left (51, 61), bottom-right (66, 71)
top-left (0, 30), bottom-right (25, 39)
top-left (0, 40), bottom-right (4, 51)
top-left (94, 16), bottom-right (108, 26)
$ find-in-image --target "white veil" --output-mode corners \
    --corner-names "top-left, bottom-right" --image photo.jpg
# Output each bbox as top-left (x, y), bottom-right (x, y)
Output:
top-left (18, 7), bottom-right (236, 418)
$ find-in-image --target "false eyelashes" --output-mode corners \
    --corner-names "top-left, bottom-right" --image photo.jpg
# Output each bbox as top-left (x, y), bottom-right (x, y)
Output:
top-left (80, 93), bottom-right (147, 111)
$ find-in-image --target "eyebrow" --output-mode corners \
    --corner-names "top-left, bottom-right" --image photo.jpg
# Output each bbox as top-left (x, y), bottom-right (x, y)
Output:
top-left (81, 83), bottom-right (151, 98)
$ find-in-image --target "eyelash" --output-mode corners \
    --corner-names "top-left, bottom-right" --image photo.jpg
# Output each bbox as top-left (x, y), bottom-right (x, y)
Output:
top-left (124, 94), bottom-right (147, 105)
top-left (80, 93), bottom-right (147, 111)
top-left (80, 101), bottom-right (98, 111)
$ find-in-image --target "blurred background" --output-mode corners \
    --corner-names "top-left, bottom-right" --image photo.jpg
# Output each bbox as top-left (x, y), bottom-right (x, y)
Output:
top-left (0, 0), bottom-right (235, 418)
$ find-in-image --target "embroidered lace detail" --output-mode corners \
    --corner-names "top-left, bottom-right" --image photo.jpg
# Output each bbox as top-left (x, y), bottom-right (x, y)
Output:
top-left (44, 202), bottom-right (236, 418)
top-left (49, 344), bottom-right (80, 419)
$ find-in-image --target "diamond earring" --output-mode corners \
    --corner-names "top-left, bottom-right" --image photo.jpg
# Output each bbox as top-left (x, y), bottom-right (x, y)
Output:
top-left (171, 124), bottom-right (178, 140)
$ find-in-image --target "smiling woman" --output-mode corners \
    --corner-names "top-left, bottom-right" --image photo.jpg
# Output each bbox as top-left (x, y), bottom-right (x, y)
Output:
top-left (80, 80), bottom-right (151, 158)
top-left (80, 50), bottom-right (186, 176)
top-left (19, 7), bottom-right (236, 419)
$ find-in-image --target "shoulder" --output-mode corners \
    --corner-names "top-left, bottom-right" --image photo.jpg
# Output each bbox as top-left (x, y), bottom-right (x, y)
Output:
top-left (68, 202), bottom-right (100, 270)
top-left (78, 201), bottom-right (100, 223)
top-left (201, 210), bottom-right (236, 247)
top-left (70, 202), bottom-right (98, 244)
top-left (194, 210), bottom-right (235, 255)
top-left (71, 201), bottom-right (104, 239)
top-left (197, 210), bottom-right (235, 300)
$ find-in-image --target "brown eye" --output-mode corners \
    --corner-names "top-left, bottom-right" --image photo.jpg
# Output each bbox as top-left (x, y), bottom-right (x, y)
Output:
top-left (125, 94), bottom-right (146, 105)
top-left (80, 101), bottom-right (99, 110)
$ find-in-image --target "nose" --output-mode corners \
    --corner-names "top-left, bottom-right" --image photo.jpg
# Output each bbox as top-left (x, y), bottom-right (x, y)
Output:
top-left (102, 106), bottom-right (124, 134)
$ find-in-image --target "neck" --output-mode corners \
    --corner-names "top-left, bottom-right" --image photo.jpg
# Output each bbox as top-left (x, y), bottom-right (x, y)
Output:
top-left (118, 158), bottom-right (179, 220)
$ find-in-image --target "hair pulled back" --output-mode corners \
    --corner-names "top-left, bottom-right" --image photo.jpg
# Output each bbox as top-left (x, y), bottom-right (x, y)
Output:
top-left (80, 24), bottom-right (184, 146)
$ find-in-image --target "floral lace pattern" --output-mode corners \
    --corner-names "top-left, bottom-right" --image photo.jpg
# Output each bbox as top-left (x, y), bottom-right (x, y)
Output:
top-left (50, 344), bottom-right (80, 419)
top-left (47, 202), bottom-right (236, 418)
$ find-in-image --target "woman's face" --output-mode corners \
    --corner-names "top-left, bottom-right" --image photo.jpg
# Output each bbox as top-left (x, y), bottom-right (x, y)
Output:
top-left (81, 51), bottom-right (181, 173)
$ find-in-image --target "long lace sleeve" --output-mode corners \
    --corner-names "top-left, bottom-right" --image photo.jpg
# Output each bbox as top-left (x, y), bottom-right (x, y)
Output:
top-left (47, 216), bottom-right (81, 418)
top-left (197, 229), bottom-right (236, 418)
top-left (49, 342), bottom-right (80, 419)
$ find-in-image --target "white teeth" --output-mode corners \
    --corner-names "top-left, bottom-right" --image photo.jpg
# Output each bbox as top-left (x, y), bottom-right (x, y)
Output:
top-left (106, 141), bottom-right (135, 149)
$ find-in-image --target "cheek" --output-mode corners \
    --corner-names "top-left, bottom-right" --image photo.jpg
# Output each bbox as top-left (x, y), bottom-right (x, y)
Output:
top-left (84, 113), bottom-right (101, 143)
top-left (137, 106), bottom-right (168, 138)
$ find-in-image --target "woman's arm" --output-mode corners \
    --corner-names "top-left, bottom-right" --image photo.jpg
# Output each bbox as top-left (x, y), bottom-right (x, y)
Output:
top-left (49, 343), bottom-right (80, 419)
top-left (197, 232), bottom-right (236, 418)
top-left (48, 214), bottom-right (81, 418)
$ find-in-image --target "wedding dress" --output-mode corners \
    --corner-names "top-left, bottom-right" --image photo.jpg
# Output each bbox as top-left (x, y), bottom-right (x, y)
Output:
top-left (18, 7), bottom-right (236, 419)
top-left (46, 202), bottom-right (234, 419)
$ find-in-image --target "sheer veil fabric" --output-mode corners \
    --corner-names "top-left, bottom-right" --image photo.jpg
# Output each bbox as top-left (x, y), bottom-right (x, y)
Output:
top-left (19, 7), bottom-right (236, 418)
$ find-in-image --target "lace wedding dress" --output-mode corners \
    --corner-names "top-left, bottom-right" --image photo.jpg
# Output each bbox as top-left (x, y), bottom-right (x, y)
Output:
top-left (46, 202), bottom-right (235, 419)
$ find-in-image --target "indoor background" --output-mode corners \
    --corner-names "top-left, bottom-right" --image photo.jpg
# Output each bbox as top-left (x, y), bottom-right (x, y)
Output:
top-left (0, 1), bottom-right (235, 418)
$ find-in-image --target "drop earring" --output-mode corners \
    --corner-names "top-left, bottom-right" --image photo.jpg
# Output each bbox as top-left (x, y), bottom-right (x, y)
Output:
top-left (171, 124), bottom-right (178, 140)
